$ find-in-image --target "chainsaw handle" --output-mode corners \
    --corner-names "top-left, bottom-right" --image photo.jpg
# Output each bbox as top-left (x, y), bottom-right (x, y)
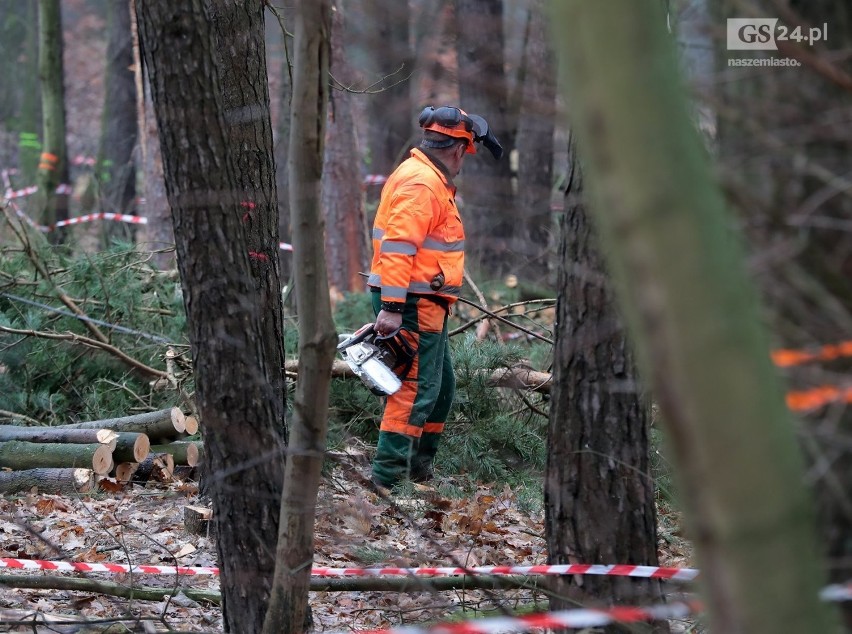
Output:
top-left (336, 323), bottom-right (376, 351)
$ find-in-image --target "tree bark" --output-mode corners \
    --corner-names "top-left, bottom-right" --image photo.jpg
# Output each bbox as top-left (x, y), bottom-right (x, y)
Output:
top-left (209, 0), bottom-right (287, 424)
top-left (545, 139), bottom-right (667, 630)
top-left (263, 2), bottom-right (336, 633)
top-left (36, 0), bottom-right (70, 232)
top-left (136, 2), bottom-right (287, 632)
top-left (0, 468), bottom-right (94, 495)
top-left (323, 3), bottom-right (369, 293)
top-left (0, 441), bottom-right (112, 475)
top-left (550, 2), bottom-right (838, 632)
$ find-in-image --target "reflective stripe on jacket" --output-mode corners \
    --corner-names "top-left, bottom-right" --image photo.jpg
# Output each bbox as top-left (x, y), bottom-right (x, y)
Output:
top-left (368, 148), bottom-right (464, 304)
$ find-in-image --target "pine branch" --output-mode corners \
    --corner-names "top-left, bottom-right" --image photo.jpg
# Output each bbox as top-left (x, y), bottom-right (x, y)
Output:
top-left (0, 324), bottom-right (168, 380)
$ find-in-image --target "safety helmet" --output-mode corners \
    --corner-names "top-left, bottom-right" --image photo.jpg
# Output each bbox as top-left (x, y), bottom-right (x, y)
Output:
top-left (418, 105), bottom-right (504, 160)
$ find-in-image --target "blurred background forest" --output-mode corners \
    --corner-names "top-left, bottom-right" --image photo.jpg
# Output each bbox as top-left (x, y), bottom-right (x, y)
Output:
top-left (0, 0), bottom-right (851, 630)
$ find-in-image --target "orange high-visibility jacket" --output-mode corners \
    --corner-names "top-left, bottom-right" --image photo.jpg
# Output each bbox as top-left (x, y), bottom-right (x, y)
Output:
top-left (368, 148), bottom-right (464, 305)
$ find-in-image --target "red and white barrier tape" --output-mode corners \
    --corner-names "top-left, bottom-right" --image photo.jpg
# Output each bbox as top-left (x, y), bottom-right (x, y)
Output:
top-left (0, 558), bottom-right (216, 576)
top-left (364, 174), bottom-right (388, 186)
top-left (331, 601), bottom-right (702, 634)
top-left (0, 558), bottom-right (697, 579)
top-left (3, 185), bottom-right (40, 200)
top-left (310, 563), bottom-right (700, 580)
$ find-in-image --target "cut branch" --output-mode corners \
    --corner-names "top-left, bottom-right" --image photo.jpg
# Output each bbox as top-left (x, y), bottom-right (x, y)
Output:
top-left (286, 359), bottom-right (553, 394)
top-left (0, 573), bottom-right (544, 604)
top-left (0, 575), bottom-right (220, 604)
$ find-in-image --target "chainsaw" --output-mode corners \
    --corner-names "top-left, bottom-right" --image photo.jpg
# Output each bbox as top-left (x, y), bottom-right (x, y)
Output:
top-left (337, 324), bottom-right (415, 396)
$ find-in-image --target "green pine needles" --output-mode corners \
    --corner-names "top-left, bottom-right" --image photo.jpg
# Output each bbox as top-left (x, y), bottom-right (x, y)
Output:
top-left (0, 240), bottom-right (186, 424)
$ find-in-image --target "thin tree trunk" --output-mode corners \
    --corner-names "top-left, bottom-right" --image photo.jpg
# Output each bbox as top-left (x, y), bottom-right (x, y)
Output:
top-left (16, 1), bottom-right (42, 184)
top-left (549, 2), bottom-right (838, 632)
top-left (455, 0), bottom-right (515, 277)
top-left (37, 0), bottom-right (69, 232)
top-left (136, 2), bottom-right (287, 632)
top-left (514, 0), bottom-right (556, 282)
top-left (262, 2), bottom-right (336, 633)
top-left (132, 0), bottom-right (173, 270)
top-left (94, 0), bottom-right (138, 246)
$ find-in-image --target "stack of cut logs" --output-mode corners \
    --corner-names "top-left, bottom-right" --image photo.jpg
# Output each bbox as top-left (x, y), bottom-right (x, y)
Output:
top-left (0, 407), bottom-right (203, 495)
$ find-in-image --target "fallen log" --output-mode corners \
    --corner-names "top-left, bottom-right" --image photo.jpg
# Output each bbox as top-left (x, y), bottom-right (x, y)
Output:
top-left (111, 432), bottom-right (150, 463)
top-left (286, 359), bottom-right (553, 394)
top-left (150, 441), bottom-right (202, 467)
top-left (0, 575), bottom-right (220, 605)
top-left (0, 468), bottom-right (95, 494)
top-left (54, 408), bottom-right (187, 442)
top-left (0, 426), bottom-right (118, 449)
top-left (0, 441), bottom-right (113, 475)
top-left (0, 573), bottom-right (544, 603)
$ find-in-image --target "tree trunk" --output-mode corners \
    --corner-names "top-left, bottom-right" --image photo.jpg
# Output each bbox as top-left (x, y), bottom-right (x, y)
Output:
top-left (94, 0), bottom-right (138, 246)
top-left (550, 2), bottom-right (838, 632)
top-left (514, 0), bottom-right (556, 282)
top-left (37, 0), bottom-right (70, 232)
top-left (455, 0), bottom-right (515, 278)
top-left (263, 2), bottom-right (336, 633)
top-left (209, 0), bottom-right (287, 419)
top-left (0, 441), bottom-right (112, 475)
top-left (7, 1), bottom-right (43, 184)
top-left (323, 3), bottom-right (369, 293)
top-left (132, 0), bottom-right (173, 270)
top-left (715, 2), bottom-right (852, 626)
top-left (136, 2), bottom-right (287, 632)
top-left (272, 3), bottom-right (294, 282)
top-left (545, 139), bottom-right (667, 630)
top-left (0, 468), bottom-right (94, 495)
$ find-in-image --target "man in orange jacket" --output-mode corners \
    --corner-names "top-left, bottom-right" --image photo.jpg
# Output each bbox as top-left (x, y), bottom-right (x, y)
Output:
top-left (368, 106), bottom-right (503, 489)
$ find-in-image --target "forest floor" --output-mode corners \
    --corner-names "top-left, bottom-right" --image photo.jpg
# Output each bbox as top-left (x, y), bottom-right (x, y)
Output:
top-left (0, 455), bottom-right (696, 633)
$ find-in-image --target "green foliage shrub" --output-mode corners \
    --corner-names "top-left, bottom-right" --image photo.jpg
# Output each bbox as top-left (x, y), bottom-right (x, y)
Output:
top-left (0, 241), bottom-right (187, 424)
